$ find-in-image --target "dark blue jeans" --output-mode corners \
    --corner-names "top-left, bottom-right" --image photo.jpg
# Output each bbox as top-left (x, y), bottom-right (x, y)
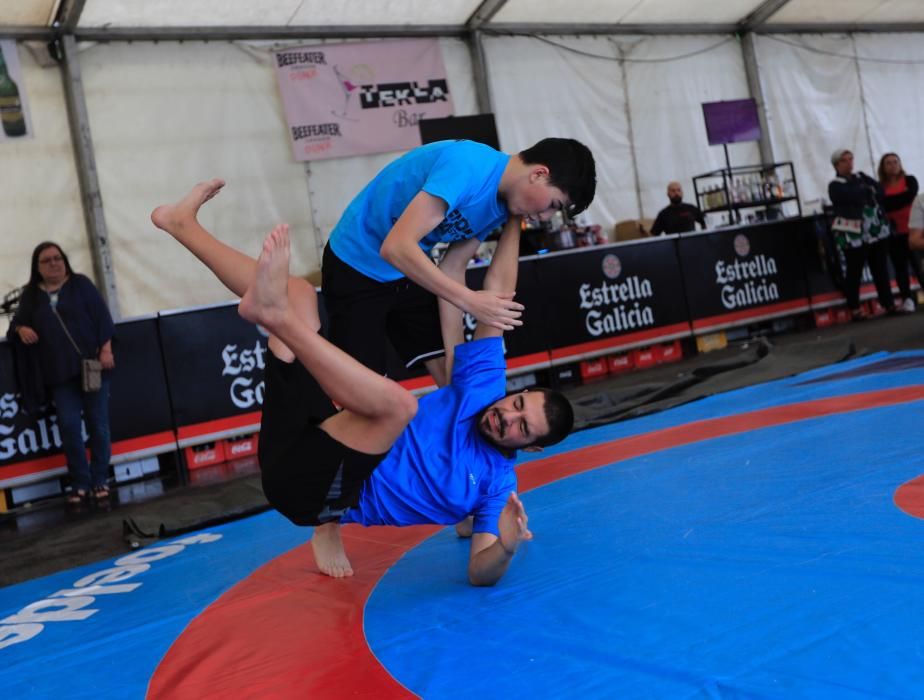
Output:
top-left (52, 373), bottom-right (112, 491)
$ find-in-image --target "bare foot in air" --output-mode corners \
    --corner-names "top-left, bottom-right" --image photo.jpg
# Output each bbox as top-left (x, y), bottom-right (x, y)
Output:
top-left (150, 178), bottom-right (225, 234)
top-left (311, 522), bottom-right (354, 578)
top-left (238, 224), bottom-right (291, 329)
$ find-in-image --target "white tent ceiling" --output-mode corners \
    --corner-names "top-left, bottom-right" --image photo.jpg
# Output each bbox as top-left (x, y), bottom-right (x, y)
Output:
top-left (2, 0), bottom-right (924, 34)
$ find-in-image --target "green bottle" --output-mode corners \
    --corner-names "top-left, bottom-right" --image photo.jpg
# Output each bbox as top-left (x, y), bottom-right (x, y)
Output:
top-left (0, 46), bottom-right (26, 138)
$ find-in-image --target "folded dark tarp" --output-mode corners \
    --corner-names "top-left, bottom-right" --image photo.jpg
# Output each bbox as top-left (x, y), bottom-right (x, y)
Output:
top-left (122, 478), bottom-right (270, 547)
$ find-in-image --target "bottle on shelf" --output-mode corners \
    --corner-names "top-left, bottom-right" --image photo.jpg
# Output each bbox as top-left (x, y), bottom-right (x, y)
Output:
top-left (747, 175), bottom-right (760, 202)
top-left (0, 46), bottom-right (26, 138)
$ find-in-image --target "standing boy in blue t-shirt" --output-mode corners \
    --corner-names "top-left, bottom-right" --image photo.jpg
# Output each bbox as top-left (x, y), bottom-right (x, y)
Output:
top-left (151, 180), bottom-right (574, 585)
top-left (323, 137), bottom-right (596, 385)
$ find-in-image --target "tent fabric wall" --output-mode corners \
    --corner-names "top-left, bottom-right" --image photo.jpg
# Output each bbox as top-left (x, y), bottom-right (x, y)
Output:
top-left (755, 34), bottom-right (871, 209)
top-left (484, 34), bottom-right (635, 229)
top-left (854, 33), bottom-right (924, 186)
top-left (484, 34), bottom-right (759, 230)
top-left (74, 37), bottom-right (475, 317)
top-left (0, 43), bottom-right (89, 304)
top-left (79, 41), bottom-right (315, 318)
top-left (7, 30), bottom-right (924, 319)
top-left (623, 35), bottom-right (759, 222)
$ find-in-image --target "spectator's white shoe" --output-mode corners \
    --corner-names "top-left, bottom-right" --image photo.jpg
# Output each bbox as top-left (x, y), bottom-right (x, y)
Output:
top-left (901, 297), bottom-right (916, 313)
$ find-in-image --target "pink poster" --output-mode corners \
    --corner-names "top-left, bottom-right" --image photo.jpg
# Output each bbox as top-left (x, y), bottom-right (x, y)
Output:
top-left (274, 39), bottom-right (454, 162)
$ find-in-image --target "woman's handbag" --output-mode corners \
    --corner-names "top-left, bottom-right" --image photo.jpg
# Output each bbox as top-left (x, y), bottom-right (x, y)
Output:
top-left (80, 358), bottom-right (103, 393)
top-left (52, 306), bottom-right (103, 392)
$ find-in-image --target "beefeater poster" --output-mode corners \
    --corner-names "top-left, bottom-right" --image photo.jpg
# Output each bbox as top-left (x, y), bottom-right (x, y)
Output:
top-left (274, 39), bottom-right (454, 161)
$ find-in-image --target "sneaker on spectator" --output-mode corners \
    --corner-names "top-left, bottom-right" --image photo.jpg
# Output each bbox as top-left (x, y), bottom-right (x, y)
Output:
top-left (901, 297), bottom-right (916, 313)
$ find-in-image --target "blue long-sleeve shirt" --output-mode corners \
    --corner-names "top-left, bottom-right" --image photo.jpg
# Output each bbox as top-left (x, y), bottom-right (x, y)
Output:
top-left (12, 274), bottom-right (114, 386)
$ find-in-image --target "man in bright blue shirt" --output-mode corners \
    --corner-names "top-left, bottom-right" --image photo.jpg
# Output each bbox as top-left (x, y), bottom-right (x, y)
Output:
top-left (152, 180), bottom-right (575, 585)
top-left (339, 336), bottom-right (518, 538)
top-left (323, 138), bottom-right (596, 385)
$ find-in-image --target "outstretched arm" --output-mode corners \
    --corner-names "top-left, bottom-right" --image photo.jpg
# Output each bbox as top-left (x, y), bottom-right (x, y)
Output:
top-left (473, 216), bottom-right (523, 342)
top-left (380, 192), bottom-right (524, 331)
top-left (467, 492), bottom-right (532, 586)
top-left (437, 237), bottom-right (481, 375)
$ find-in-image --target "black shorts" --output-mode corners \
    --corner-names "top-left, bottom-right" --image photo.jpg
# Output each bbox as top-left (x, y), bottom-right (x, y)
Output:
top-left (321, 242), bottom-right (444, 374)
top-left (258, 351), bottom-right (387, 526)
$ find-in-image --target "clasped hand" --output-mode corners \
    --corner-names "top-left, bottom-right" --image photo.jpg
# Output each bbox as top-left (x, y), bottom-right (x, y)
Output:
top-left (16, 325), bottom-right (39, 344)
top-left (466, 291), bottom-right (524, 331)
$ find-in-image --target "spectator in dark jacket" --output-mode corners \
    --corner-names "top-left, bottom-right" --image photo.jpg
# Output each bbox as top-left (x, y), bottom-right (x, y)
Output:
top-left (879, 152), bottom-right (919, 312)
top-left (9, 242), bottom-right (115, 504)
top-left (828, 149), bottom-right (896, 321)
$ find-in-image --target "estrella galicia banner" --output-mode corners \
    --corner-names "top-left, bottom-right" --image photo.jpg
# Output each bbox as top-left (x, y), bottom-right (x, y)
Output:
top-left (678, 220), bottom-right (811, 333)
top-left (158, 303), bottom-right (267, 445)
top-left (532, 240), bottom-right (691, 360)
top-left (0, 318), bottom-right (174, 474)
top-left (274, 39), bottom-right (453, 161)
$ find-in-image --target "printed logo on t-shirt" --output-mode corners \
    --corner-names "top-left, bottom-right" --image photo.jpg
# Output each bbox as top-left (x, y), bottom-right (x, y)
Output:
top-left (435, 209), bottom-right (474, 240)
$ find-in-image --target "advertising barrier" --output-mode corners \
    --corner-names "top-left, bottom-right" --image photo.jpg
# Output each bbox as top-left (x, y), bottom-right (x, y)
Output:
top-left (4, 215), bottom-right (874, 490)
top-left (157, 304), bottom-right (266, 448)
top-left (0, 317), bottom-right (174, 487)
top-left (534, 238), bottom-right (692, 364)
top-left (678, 220), bottom-right (812, 334)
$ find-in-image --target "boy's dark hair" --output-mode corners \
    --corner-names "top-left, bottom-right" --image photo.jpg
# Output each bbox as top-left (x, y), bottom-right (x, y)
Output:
top-left (519, 138), bottom-right (596, 217)
top-left (531, 388), bottom-right (575, 448)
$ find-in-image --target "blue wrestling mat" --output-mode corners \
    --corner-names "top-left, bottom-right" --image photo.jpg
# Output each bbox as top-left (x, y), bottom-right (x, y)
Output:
top-left (3, 351), bottom-right (924, 698)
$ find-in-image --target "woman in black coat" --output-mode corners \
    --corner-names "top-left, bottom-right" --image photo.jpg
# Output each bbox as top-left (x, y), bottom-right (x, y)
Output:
top-left (10, 242), bottom-right (116, 503)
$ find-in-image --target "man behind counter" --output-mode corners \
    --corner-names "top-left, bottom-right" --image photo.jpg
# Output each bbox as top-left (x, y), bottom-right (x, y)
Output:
top-left (651, 181), bottom-right (705, 236)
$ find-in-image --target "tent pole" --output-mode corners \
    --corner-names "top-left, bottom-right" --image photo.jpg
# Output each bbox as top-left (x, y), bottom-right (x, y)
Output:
top-left (58, 34), bottom-right (121, 319)
top-left (740, 32), bottom-right (774, 167)
top-left (468, 29), bottom-right (493, 115)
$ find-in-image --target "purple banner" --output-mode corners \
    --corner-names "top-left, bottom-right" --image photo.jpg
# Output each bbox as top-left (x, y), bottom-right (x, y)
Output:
top-left (274, 39), bottom-right (454, 161)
